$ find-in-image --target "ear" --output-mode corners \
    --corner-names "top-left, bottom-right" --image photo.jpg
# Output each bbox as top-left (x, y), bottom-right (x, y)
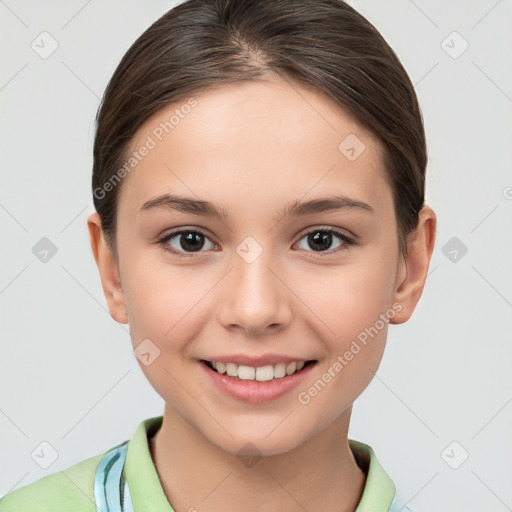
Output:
top-left (87, 212), bottom-right (129, 324)
top-left (390, 205), bottom-right (437, 324)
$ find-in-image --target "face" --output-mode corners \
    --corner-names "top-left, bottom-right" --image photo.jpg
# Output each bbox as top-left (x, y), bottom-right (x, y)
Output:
top-left (92, 78), bottom-right (413, 456)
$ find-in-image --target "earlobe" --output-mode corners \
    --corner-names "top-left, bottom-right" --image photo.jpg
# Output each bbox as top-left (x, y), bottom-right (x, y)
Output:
top-left (87, 212), bottom-right (129, 324)
top-left (389, 206), bottom-right (437, 325)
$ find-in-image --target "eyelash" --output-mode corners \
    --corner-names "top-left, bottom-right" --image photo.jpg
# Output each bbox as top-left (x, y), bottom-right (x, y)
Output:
top-left (156, 227), bottom-right (356, 259)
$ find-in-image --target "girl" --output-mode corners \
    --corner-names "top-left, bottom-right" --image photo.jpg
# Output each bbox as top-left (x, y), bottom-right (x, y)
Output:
top-left (1, 0), bottom-right (436, 510)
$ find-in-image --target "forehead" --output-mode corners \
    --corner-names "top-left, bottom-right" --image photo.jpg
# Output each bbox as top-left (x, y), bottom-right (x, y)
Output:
top-left (119, 79), bottom-right (391, 220)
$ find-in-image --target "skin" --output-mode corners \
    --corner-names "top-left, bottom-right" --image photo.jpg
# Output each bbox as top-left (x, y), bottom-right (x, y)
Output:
top-left (88, 77), bottom-right (436, 512)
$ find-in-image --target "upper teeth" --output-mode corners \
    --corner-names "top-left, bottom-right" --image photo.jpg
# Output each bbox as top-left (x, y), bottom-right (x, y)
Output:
top-left (211, 361), bottom-right (306, 381)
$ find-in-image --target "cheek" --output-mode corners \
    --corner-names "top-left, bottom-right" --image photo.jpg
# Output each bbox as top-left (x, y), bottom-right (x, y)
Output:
top-left (293, 265), bottom-right (393, 412)
top-left (293, 260), bottom-right (394, 404)
top-left (121, 255), bottom-right (205, 350)
top-left (295, 258), bottom-right (396, 341)
top-left (121, 262), bottom-right (206, 406)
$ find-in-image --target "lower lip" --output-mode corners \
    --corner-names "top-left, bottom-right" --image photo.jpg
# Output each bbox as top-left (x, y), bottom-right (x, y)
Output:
top-left (200, 360), bottom-right (316, 404)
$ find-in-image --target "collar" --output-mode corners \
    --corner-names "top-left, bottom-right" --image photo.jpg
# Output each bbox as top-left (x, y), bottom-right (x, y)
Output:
top-left (349, 438), bottom-right (396, 511)
top-left (124, 416), bottom-right (396, 511)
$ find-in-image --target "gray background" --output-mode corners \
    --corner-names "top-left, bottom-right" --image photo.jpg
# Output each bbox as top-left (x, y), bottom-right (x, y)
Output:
top-left (1, 1), bottom-right (511, 510)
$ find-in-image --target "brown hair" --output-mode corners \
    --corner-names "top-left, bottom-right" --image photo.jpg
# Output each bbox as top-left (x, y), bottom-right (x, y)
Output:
top-left (92, 0), bottom-right (427, 259)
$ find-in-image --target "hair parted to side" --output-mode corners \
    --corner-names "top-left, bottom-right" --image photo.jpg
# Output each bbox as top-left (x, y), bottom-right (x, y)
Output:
top-left (92, 0), bottom-right (427, 260)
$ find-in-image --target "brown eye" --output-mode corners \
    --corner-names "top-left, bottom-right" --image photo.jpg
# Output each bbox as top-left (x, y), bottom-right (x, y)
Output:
top-left (296, 228), bottom-right (355, 255)
top-left (158, 229), bottom-right (216, 257)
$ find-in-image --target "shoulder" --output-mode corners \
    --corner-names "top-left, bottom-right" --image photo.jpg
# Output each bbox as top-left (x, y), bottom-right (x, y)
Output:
top-left (0, 449), bottom-right (108, 512)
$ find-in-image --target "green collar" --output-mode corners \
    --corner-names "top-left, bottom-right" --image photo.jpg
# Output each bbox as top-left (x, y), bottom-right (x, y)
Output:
top-left (349, 438), bottom-right (396, 511)
top-left (124, 416), bottom-right (396, 511)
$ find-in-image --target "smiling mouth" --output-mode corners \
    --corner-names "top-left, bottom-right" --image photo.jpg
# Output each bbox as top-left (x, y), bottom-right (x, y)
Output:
top-left (201, 359), bottom-right (317, 382)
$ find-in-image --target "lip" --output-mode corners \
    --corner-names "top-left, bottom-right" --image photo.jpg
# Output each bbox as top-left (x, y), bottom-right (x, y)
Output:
top-left (200, 353), bottom-right (312, 367)
top-left (199, 359), bottom-right (317, 404)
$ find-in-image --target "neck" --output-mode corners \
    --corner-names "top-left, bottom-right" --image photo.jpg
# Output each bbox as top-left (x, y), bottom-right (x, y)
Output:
top-left (149, 405), bottom-right (366, 512)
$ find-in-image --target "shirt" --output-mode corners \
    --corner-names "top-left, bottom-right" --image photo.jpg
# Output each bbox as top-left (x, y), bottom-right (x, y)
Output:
top-left (0, 415), bottom-right (416, 511)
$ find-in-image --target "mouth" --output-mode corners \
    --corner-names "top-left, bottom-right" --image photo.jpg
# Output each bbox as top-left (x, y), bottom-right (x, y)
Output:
top-left (200, 359), bottom-right (317, 382)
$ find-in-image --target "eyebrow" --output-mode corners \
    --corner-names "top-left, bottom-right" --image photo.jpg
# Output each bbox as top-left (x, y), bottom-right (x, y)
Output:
top-left (137, 193), bottom-right (375, 220)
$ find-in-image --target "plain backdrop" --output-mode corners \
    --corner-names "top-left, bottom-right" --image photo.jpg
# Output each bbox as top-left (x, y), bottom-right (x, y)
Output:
top-left (1, 1), bottom-right (511, 511)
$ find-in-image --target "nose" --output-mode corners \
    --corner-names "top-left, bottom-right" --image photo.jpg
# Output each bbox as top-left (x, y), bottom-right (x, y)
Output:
top-left (217, 245), bottom-right (293, 336)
